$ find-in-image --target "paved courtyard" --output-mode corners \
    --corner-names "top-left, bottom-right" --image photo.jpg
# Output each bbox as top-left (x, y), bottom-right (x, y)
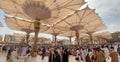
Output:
top-left (0, 52), bottom-right (120, 62)
top-left (0, 52), bottom-right (77, 62)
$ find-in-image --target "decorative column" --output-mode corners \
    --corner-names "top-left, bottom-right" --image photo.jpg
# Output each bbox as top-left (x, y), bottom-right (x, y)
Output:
top-left (80, 37), bottom-right (83, 45)
top-left (87, 32), bottom-right (94, 45)
top-left (52, 33), bottom-right (58, 46)
top-left (26, 32), bottom-right (30, 43)
top-left (97, 37), bottom-right (101, 44)
top-left (21, 28), bottom-right (34, 44)
top-left (70, 25), bottom-right (84, 45)
top-left (32, 20), bottom-right (41, 56)
top-left (68, 36), bottom-right (72, 45)
top-left (75, 30), bottom-right (80, 45)
top-left (22, 0), bottom-right (51, 57)
top-left (90, 33), bottom-right (93, 44)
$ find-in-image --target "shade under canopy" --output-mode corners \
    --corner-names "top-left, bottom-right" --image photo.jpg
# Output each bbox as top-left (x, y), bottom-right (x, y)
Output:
top-left (53, 7), bottom-right (106, 35)
top-left (0, 0), bottom-right (85, 24)
top-left (50, 7), bottom-right (107, 44)
top-left (60, 31), bottom-right (86, 37)
top-left (44, 26), bottom-right (66, 35)
top-left (94, 31), bottom-right (112, 40)
top-left (5, 17), bottom-right (49, 33)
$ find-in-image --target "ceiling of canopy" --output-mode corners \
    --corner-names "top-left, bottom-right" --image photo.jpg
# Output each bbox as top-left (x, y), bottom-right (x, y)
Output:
top-left (5, 17), bottom-right (49, 33)
top-left (44, 27), bottom-right (67, 35)
top-left (0, 0), bottom-right (85, 24)
top-left (94, 31), bottom-right (112, 40)
top-left (49, 7), bottom-right (106, 37)
top-left (0, 0), bottom-right (108, 42)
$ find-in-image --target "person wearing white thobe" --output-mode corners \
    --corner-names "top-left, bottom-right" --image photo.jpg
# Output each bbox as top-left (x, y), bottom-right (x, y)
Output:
top-left (101, 47), bottom-right (110, 58)
top-left (24, 53), bottom-right (32, 62)
top-left (9, 50), bottom-right (17, 62)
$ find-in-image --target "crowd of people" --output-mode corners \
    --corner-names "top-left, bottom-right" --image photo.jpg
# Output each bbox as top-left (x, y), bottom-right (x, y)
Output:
top-left (0, 43), bottom-right (120, 62)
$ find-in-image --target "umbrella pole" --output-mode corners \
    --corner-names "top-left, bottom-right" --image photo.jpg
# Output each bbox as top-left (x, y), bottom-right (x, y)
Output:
top-left (52, 33), bottom-right (58, 47)
top-left (54, 35), bottom-right (57, 46)
top-left (98, 37), bottom-right (101, 44)
top-left (89, 33), bottom-right (94, 45)
top-left (75, 31), bottom-right (79, 45)
top-left (32, 20), bottom-right (40, 57)
top-left (26, 32), bottom-right (30, 44)
top-left (80, 38), bottom-right (83, 45)
top-left (69, 37), bottom-right (72, 45)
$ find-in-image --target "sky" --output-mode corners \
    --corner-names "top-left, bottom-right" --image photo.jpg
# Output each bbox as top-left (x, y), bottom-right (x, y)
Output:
top-left (85, 0), bottom-right (120, 32)
top-left (0, 0), bottom-right (120, 40)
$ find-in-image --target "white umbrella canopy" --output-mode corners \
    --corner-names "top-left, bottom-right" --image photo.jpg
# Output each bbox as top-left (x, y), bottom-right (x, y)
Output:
top-left (50, 7), bottom-right (107, 44)
top-left (60, 31), bottom-right (75, 37)
top-left (111, 32), bottom-right (120, 41)
top-left (81, 23), bottom-right (107, 34)
top-left (5, 17), bottom-right (49, 33)
top-left (44, 26), bottom-right (68, 46)
top-left (94, 31), bottom-right (112, 40)
top-left (79, 32), bottom-right (111, 41)
top-left (44, 26), bottom-right (66, 35)
top-left (53, 7), bottom-right (106, 34)
top-left (60, 31), bottom-right (87, 38)
top-left (0, 0), bottom-right (86, 53)
top-left (0, 0), bottom-right (85, 24)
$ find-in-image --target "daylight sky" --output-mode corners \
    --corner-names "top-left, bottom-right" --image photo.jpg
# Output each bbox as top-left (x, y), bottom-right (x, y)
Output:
top-left (85, 0), bottom-right (120, 32)
top-left (0, 0), bottom-right (120, 40)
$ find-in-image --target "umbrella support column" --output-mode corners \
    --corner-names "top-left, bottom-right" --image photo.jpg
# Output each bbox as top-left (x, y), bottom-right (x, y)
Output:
top-left (68, 36), bottom-right (72, 45)
top-left (88, 33), bottom-right (94, 45)
top-left (52, 33), bottom-right (58, 47)
top-left (98, 37), bottom-right (101, 44)
top-left (80, 38), bottom-right (83, 45)
top-left (54, 35), bottom-right (57, 46)
top-left (21, 28), bottom-right (33, 44)
top-left (32, 20), bottom-right (41, 57)
top-left (75, 31), bottom-right (79, 45)
top-left (26, 32), bottom-right (30, 44)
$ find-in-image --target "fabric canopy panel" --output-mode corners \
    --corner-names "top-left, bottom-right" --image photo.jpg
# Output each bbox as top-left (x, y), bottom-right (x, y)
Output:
top-left (53, 7), bottom-right (106, 37)
top-left (44, 27), bottom-right (66, 35)
top-left (81, 23), bottom-right (106, 34)
top-left (94, 31), bottom-right (112, 40)
top-left (60, 31), bottom-right (86, 37)
top-left (0, 0), bottom-right (85, 24)
top-left (5, 17), bottom-right (49, 33)
top-left (60, 31), bottom-right (76, 37)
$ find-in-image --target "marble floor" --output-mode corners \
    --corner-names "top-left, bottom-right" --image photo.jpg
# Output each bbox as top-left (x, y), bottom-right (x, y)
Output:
top-left (0, 52), bottom-right (120, 62)
top-left (0, 52), bottom-right (77, 62)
